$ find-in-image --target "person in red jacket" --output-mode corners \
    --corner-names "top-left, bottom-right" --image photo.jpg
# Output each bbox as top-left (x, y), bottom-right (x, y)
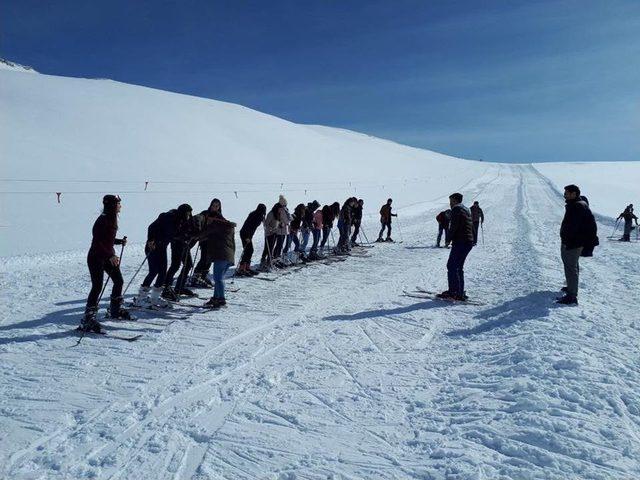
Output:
top-left (80, 195), bottom-right (129, 333)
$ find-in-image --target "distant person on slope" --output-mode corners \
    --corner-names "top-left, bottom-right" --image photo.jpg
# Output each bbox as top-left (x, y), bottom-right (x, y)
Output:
top-left (273, 195), bottom-right (290, 262)
top-left (236, 203), bottom-right (266, 276)
top-left (377, 198), bottom-right (397, 242)
top-left (261, 202), bottom-right (283, 270)
top-left (337, 197), bottom-right (357, 252)
top-left (470, 201), bottom-right (484, 246)
top-left (557, 184), bottom-right (598, 305)
top-left (438, 193), bottom-right (474, 301)
top-left (617, 204), bottom-right (638, 242)
top-left (300, 200), bottom-right (320, 257)
top-left (350, 199), bottom-right (364, 246)
top-left (80, 195), bottom-right (129, 333)
top-left (309, 205), bottom-right (324, 260)
top-left (435, 209), bottom-right (451, 248)
top-left (289, 203), bottom-right (306, 255)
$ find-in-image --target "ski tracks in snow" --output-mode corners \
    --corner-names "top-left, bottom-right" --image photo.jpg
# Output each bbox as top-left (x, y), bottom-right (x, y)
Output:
top-left (1, 164), bottom-right (640, 479)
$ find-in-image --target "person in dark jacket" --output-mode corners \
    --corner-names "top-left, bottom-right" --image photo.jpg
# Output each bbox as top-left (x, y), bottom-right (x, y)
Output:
top-left (470, 201), bottom-right (484, 246)
top-left (236, 203), bottom-right (266, 276)
top-left (299, 200), bottom-right (320, 255)
top-left (162, 204), bottom-right (196, 300)
top-left (617, 204), bottom-right (638, 242)
top-left (350, 199), bottom-right (364, 245)
top-left (197, 200), bottom-right (236, 309)
top-left (319, 202), bottom-right (340, 253)
top-left (337, 197), bottom-right (357, 252)
top-left (289, 203), bottom-right (306, 254)
top-left (377, 198), bottom-right (397, 242)
top-left (80, 195), bottom-right (129, 333)
top-left (438, 193), bottom-right (474, 301)
top-left (557, 184), bottom-right (598, 304)
top-left (191, 199), bottom-right (225, 287)
top-left (436, 209), bottom-right (451, 247)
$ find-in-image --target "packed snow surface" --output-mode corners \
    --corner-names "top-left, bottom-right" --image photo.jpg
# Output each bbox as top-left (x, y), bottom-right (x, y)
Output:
top-left (2, 65), bottom-right (640, 479)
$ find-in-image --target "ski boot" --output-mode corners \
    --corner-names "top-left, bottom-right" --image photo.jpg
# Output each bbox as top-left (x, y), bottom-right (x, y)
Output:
top-left (556, 294), bottom-right (578, 305)
top-left (150, 286), bottom-right (170, 308)
top-left (204, 297), bottom-right (225, 310)
top-left (189, 273), bottom-right (213, 288)
top-left (132, 286), bottom-right (151, 308)
top-left (161, 285), bottom-right (179, 302)
top-left (385, 237), bottom-right (394, 243)
top-left (79, 306), bottom-right (102, 333)
top-left (436, 290), bottom-right (454, 299)
top-left (234, 263), bottom-right (250, 277)
top-left (375, 237), bottom-right (384, 243)
top-left (108, 296), bottom-right (133, 320)
top-left (177, 287), bottom-right (197, 297)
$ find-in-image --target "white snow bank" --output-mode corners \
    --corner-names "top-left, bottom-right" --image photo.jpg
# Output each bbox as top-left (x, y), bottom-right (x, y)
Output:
top-left (533, 162), bottom-right (640, 219)
top-left (0, 58), bottom-right (37, 73)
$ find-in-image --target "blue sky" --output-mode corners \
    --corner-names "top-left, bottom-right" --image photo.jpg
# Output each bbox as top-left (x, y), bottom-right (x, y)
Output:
top-left (2, 0), bottom-right (639, 163)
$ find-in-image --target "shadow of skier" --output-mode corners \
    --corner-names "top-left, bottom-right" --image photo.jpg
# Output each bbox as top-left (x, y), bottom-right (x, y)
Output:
top-left (324, 300), bottom-right (448, 322)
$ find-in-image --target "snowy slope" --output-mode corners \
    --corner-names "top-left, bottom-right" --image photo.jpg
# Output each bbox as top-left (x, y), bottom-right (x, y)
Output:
top-left (533, 162), bottom-right (640, 219)
top-left (2, 164), bottom-right (640, 479)
top-left (1, 67), bottom-right (490, 257)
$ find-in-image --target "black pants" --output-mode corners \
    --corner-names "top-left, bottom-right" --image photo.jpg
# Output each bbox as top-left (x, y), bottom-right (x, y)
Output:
top-left (472, 221), bottom-right (480, 244)
top-left (447, 242), bottom-right (473, 296)
top-left (273, 234), bottom-right (285, 258)
top-left (165, 241), bottom-right (193, 291)
top-left (261, 235), bottom-right (277, 263)
top-left (142, 242), bottom-right (168, 288)
top-left (351, 220), bottom-right (361, 243)
top-left (378, 221), bottom-right (391, 239)
top-left (86, 254), bottom-right (123, 310)
top-left (320, 226), bottom-right (331, 249)
top-left (240, 238), bottom-right (254, 264)
top-left (194, 240), bottom-right (212, 275)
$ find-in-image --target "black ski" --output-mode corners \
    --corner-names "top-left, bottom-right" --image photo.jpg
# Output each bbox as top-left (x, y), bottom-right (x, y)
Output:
top-left (401, 290), bottom-right (484, 306)
top-left (72, 329), bottom-right (142, 346)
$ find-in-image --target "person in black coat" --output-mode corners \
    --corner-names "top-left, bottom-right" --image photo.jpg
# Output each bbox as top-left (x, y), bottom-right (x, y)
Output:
top-left (236, 203), bottom-right (267, 276)
top-left (319, 202), bottom-right (340, 252)
top-left (162, 204), bottom-right (195, 300)
top-left (80, 195), bottom-right (128, 333)
top-left (191, 199), bottom-right (226, 286)
top-left (350, 199), bottom-right (364, 245)
top-left (438, 193), bottom-right (474, 300)
top-left (557, 184), bottom-right (598, 304)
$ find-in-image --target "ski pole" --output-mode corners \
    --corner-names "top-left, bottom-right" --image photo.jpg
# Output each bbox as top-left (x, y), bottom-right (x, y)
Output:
top-left (609, 219), bottom-right (620, 238)
top-left (481, 224), bottom-right (485, 245)
top-left (395, 217), bottom-right (405, 243)
top-left (188, 243), bottom-right (201, 280)
top-left (360, 224), bottom-right (371, 244)
top-left (97, 237), bottom-right (126, 305)
top-left (122, 249), bottom-right (150, 297)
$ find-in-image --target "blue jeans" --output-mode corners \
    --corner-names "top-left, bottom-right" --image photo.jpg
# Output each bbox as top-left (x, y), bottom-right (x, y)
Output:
top-left (437, 225), bottom-right (448, 246)
top-left (300, 228), bottom-right (310, 252)
top-left (447, 242), bottom-right (473, 296)
top-left (213, 260), bottom-right (232, 299)
top-left (310, 229), bottom-right (321, 253)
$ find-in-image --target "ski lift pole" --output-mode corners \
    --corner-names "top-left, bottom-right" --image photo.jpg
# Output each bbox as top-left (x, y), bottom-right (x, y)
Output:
top-left (97, 237), bottom-right (126, 305)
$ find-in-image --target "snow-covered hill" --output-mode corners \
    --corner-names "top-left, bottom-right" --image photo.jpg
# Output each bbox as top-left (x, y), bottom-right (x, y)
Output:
top-left (1, 66), bottom-right (492, 257)
top-left (1, 63), bottom-right (640, 479)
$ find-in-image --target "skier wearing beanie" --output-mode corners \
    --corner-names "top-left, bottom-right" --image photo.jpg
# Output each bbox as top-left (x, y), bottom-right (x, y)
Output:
top-left (274, 195), bottom-right (291, 261)
top-left (236, 203), bottom-right (267, 276)
top-left (79, 195), bottom-right (129, 333)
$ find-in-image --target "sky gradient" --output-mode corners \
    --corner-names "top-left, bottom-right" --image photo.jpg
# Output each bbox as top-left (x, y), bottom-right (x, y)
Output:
top-left (2, 0), bottom-right (639, 163)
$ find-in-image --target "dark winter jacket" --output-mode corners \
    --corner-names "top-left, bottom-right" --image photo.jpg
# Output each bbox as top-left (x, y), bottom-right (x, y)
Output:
top-left (303, 201), bottom-right (320, 229)
top-left (290, 204), bottom-right (306, 231)
top-left (446, 204), bottom-right (474, 244)
top-left (147, 210), bottom-right (184, 245)
top-left (618, 208), bottom-right (638, 224)
top-left (561, 199), bottom-right (598, 251)
top-left (339, 201), bottom-right (353, 225)
top-left (201, 218), bottom-right (236, 264)
top-left (352, 205), bottom-right (363, 225)
top-left (380, 204), bottom-right (394, 223)
top-left (470, 205), bottom-right (484, 223)
top-left (88, 214), bottom-right (123, 261)
top-left (240, 209), bottom-right (264, 241)
top-left (436, 210), bottom-right (451, 226)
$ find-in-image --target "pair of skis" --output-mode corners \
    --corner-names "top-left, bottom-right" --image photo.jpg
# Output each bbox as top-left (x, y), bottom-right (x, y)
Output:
top-left (401, 287), bottom-right (484, 306)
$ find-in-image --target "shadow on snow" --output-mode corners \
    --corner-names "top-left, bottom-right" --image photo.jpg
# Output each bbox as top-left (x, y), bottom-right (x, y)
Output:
top-left (324, 300), bottom-right (449, 322)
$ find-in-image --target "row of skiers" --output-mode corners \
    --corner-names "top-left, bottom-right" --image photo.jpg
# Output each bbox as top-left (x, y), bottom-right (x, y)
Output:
top-left (79, 194), bottom-right (400, 333)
